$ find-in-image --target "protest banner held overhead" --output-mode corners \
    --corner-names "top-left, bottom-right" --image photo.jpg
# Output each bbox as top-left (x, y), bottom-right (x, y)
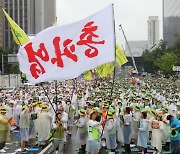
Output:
top-left (17, 5), bottom-right (115, 83)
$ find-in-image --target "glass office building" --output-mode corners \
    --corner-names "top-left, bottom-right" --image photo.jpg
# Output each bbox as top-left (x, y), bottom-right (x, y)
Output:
top-left (163, 0), bottom-right (180, 46)
top-left (3, 0), bottom-right (56, 49)
top-left (0, 0), bottom-right (4, 47)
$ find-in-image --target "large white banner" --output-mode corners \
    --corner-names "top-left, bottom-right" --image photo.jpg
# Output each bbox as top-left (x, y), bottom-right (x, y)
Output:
top-left (17, 5), bottom-right (115, 83)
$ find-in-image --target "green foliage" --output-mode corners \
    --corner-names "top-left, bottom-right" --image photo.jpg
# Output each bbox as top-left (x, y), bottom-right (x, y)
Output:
top-left (154, 52), bottom-right (179, 74)
top-left (142, 35), bottom-right (180, 74)
top-left (143, 50), bottom-right (157, 73)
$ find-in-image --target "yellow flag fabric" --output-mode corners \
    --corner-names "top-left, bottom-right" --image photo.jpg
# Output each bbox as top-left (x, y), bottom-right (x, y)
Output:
top-left (21, 73), bottom-right (26, 79)
top-left (84, 44), bottom-right (127, 80)
top-left (53, 18), bottom-right (57, 26)
top-left (94, 62), bottom-right (114, 78)
top-left (84, 71), bottom-right (92, 80)
top-left (102, 63), bottom-right (114, 77)
top-left (67, 80), bottom-right (71, 86)
top-left (95, 65), bottom-right (104, 77)
top-left (2, 8), bottom-right (30, 45)
top-left (115, 44), bottom-right (128, 66)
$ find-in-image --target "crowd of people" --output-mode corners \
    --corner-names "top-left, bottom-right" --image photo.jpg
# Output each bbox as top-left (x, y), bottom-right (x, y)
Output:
top-left (0, 76), bottom-right (179, 154)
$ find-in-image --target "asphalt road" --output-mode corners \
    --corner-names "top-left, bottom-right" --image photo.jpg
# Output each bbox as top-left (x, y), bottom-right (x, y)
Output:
top-left (4, 127), bottom-right (171, 154)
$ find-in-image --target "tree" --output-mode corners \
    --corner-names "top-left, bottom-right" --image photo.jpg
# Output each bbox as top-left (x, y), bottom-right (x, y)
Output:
top-left (143, 50), bottom-right (157, 73)
top-left (154, 52), bottom-right (179, 75)
top-left (142, 36), bottom-right (180, 74)
top-left (142, 42), bottom-right (168, 73)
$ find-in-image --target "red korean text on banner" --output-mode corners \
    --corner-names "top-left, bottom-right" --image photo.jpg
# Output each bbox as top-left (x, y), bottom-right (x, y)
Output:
top-left (77, 21), bottom-right (105, 58)
top-left (18, 5), bottom-right (115, 83)
top-left (24, 43), bottom-right (49, 79)
top-left (51, 37), bottom-right (78, 68)
top-left (23, 22), bottom-right (106, 80)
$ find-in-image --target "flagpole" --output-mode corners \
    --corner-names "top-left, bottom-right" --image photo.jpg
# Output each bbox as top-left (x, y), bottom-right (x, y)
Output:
top-left (55, 80), bottom-right (58, 110)
top-left (70, 78), bottom-right (76, 102)
top-left (110, 4), bottom-right (117, 100)
top-left (119, 24), bottom-right (138, 74)
top-left (40, 83), bottom-right (57, 115)
top-left (40, 82), bottom-right (62, 141)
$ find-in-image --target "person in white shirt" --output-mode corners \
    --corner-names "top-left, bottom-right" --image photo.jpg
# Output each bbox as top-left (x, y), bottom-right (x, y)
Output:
top-left (37, 106), bottom-right (52, 146)
top-left (86, 110), bottom-right (102, 154)
top-left (58, 107), bottom-right (68, 144)
top-left (122, 107), bottom-right (132, 154)
top-left (137, 112), bottom-right (149, 154)
top-left (65, 99), bottom-right (75, 136)
top-left (75, 109), bottom-right (87, 152)
top-left (104, 111), bottom-right (117, 153)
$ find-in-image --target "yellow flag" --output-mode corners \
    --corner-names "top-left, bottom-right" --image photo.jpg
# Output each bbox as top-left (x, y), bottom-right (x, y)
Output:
top-left (53, 17), bottom-right (57, 26)
top-left (115, 44), bottom-right (128, 66)
top-left (84, 71), bottom-right (92, 80)
top-left (2, 8), bottom-right (30, 45)
top-left (94, 62), bottom-right (114, 78)
top-left (95, 64), bottom-right (104, 77)
top-left (101, 63), bottom-right (114, 77)
top-left (67, 80), bottom-right (71, 86)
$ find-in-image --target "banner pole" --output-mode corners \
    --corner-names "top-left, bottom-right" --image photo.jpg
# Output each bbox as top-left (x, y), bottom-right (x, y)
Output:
top-left (40, 83), bottom-right (61, 141)
top-left (71, 78), bottom-right (76, 102)
top-left (110, 4), bottom-right (117, 100)
top-left (55, 80), bottom-right (58, 110)
top-left (40, 83), bottom-right (57, 116)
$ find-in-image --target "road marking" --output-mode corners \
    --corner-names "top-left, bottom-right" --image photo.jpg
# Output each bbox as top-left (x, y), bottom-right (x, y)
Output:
top-left (39, 143), bottom-right (52, 154)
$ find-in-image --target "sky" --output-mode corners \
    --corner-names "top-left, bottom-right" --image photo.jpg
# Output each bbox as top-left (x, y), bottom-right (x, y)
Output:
top-left (56, 0), bottom-right (163, 48)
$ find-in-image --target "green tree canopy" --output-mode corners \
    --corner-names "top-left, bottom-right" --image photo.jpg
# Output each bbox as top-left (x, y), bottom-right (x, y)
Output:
top-left (154, 52), bottom-right (179, 75)
top-left (142, 35), bottom-right (180, 74)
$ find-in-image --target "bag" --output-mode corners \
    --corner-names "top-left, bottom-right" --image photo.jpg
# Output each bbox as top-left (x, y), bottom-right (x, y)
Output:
top-left (31, 113), bottom-right (37, 120)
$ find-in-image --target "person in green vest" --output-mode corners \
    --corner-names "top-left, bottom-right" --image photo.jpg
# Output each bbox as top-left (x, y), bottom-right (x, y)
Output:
top-left (86, 110), bottom-right (102, 154)
top-left (48, 111), bottom-right (67, 154)
top-left (65, 99), bottom-right (75, 136)
top-left (0, 108), bottom-right (11, 153)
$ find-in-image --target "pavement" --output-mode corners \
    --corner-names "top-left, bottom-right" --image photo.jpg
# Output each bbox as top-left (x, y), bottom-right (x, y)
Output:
top-left (3, 127), bottom-right (171, 154)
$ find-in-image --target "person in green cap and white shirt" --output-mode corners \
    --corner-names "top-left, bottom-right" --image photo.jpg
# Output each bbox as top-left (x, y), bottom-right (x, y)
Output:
top-left (161, 108), bottom-right (170, 151)
top-left (19, 105), bottom-right (30, 153)
top-left (137, 112), bottom-right (149, 154)
top-left (131, 105), bottom-right (141, 145)
top-left (37, 106), bottom-right (52, 146)
top-left (104, 111), bottom-right (117, 154)
top-left (65, 99), bottom-right (75, 136)
top-left (75, 109), bottom-right (87, 152)
top-left (0, 108), bottom-right (11, 153)
top-left (122, 107), bottom-right (132, 154)
top-left (116, 101), bottom-right (124, 144)
top-left (86, 110), bottom-right (102, 154)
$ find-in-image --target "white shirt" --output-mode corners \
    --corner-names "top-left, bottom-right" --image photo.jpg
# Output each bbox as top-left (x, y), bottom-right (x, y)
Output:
top-left (87, 120), bottom-right (100, 141)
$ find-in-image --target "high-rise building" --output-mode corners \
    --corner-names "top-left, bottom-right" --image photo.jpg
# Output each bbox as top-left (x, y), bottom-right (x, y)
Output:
top-left (0, 0), bottom-right (4, 47)
top-left (147, 16), bottom-right (159, 49)
top-left (163, 0), bottom-right (180, 46)
top-left (3, 0), bottom-right (29, 48)
top-left (27, 0), bottom-right (56, 34)
top-left (3, 0), bottom-right (56, 49)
